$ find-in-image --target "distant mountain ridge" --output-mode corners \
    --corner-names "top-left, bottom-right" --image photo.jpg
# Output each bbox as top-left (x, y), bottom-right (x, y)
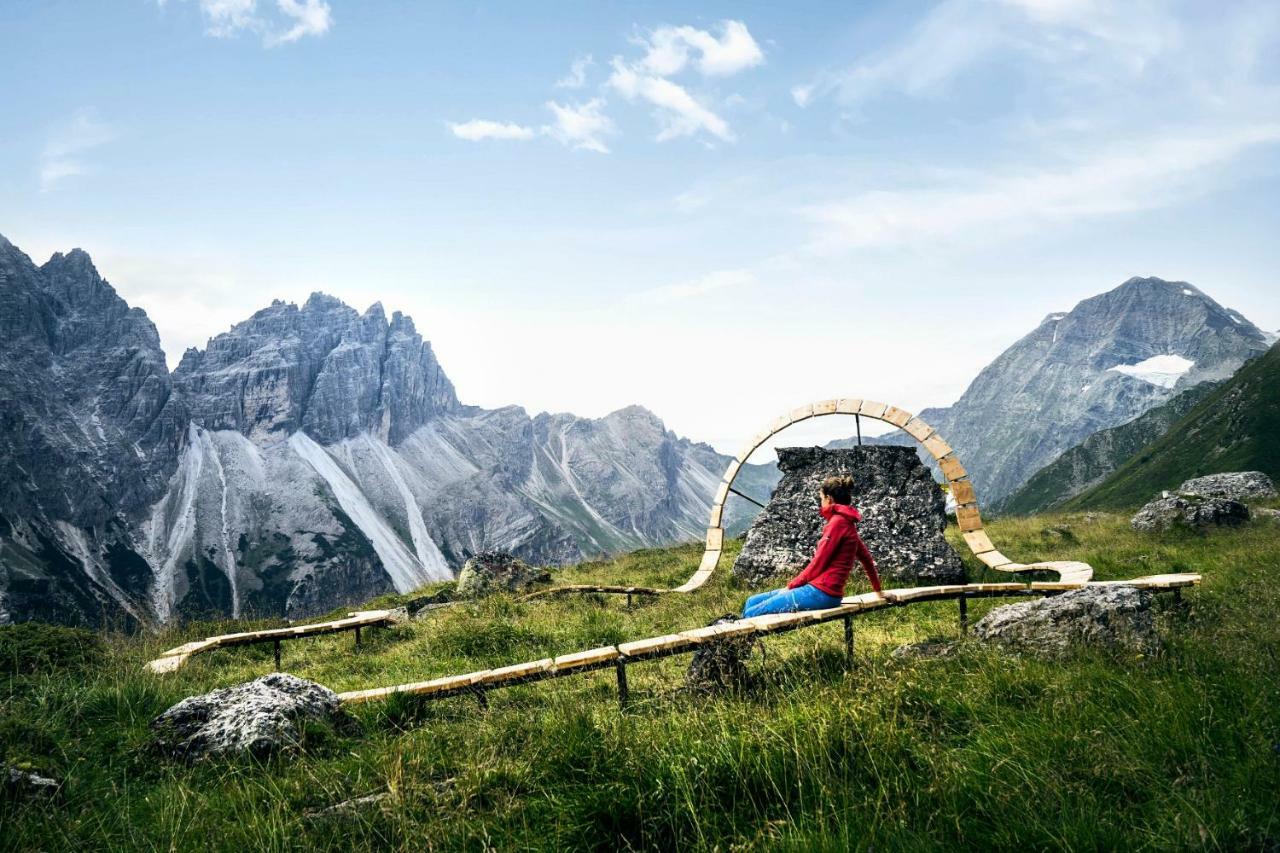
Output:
top-left (0, 235), bottom-right (774, 626)
top-left (834, 277), bottom-right (1271, 506)
top-left (1060, 341), bottom-right (1280, 510)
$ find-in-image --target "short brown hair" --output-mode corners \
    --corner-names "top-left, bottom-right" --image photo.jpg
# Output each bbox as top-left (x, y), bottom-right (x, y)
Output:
top-left (820, 475), bottom-right (856, 505)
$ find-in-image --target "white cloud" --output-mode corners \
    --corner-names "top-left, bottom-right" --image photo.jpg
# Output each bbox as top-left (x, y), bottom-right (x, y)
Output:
top-left (802, 123), bottom-right (1280, 253)
top-left (40, 109), bottom-right (116, 192)
top-left (162, 0), bottom-right (331, 46)
top-left (608, 58), bottom-right (734, 143)
top-left (630, 269), bottom-right (756, 305)
top-left (556, 54), bottom-right (594, 89)
top-left (447, 119), bottom-right (538, 141)
top-left (636, 20), bottom-right (764, 77)
top-left (543, 98), bottom-right (614, 153)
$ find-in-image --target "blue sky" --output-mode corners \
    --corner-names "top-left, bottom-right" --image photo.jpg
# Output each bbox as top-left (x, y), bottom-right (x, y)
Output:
top-left (3, 0), bottom-right (1279, 456)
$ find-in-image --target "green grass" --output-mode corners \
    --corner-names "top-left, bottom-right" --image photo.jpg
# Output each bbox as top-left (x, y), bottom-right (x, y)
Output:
top-left (3, 514), bottom-right (1279, 851)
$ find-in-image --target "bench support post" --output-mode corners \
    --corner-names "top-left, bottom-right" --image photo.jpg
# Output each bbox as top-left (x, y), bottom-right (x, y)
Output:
top-left (615, 659), bottom-right (629, 708)
top-left (273, 639), bottom-right (281, 671)
top-left (959, 596), bottom-right (969, 636)
top-left (843, 616), bottom-right (854, 666)
top-left (355, 626), bottom-right (362, 648)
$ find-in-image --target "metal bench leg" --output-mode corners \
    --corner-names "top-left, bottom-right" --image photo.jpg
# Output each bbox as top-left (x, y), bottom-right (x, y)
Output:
top-left (615, 659), bottom-right (629, 708)
top-left (843, 616), bottom-right (854, 667)
top-left (273, 639), bottom-right (281, 671)
top-left (959, 596), bottom-right (969, 636)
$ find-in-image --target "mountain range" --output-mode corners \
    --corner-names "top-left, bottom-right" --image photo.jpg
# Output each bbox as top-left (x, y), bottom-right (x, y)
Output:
top-left (834, 277), bottom-right (1273, 507)
top-left (0, 235), bottom-right (774, 627)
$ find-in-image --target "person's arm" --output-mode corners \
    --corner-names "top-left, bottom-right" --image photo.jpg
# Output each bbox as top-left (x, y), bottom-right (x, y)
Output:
top-left (786, 519), bottom-right (844, 589)
top-left (854, 535), bottom-right (882, 593)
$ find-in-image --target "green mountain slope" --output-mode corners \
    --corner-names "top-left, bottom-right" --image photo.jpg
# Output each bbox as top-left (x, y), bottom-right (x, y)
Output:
top-left (997, 381), bottom-right (1220, 515)
top-left (1063, 343), bottom-right (1280, 510)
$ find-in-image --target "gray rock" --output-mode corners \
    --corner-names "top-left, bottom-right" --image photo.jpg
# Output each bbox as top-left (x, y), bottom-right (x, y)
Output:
top-left (1130, 493), bottom-right (1250, 531)
top-left (1178, 471), bottom-right (1277, 502)
top-left (1254, 508), bottom-right (1280, 523)
top-left (151, 673), bottom-right (346, 761)
top-left (4, 765), bottom-right (60, 800)
top-left (684, 615), bottom-right (757, 692)
top-left (455, 550), bottom-right (550, 597)
top-left (972, 586), bottom-right (1158, 656)
top-left (732, 446), bottom-right (965, 587)
top-left (304, 792), bottom-right (391, 819)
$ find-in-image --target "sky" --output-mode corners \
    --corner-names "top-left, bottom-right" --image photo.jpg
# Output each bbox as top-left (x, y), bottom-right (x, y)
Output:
top-left (2, 0), bottom-right (1279, 459)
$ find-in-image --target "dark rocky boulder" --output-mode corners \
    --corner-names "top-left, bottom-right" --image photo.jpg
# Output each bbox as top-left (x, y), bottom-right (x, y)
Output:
top-left (455, 550), bottom-right (551, 598)
top-left (684, 615), bottom-right (758, 693)
top-left (151, 673), bottom-right (347, 761)
top-left (732, 446), bottom-right (964, 588)
top-left (3, 765), bottom-right (60, 801)
top-left (1130, 493), bottom-right (1250, 532)
top-left (1178, 471), bottom-right (1276, 503)
top-left (972, 586), bottom-right (1158, 656)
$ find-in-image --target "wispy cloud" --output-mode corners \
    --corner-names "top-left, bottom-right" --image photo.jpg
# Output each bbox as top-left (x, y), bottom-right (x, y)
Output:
top-left (544, 98), bottom-right (614, 153)
top-left (629, 269), bottom-right (756, 305)
top-left (447, 119), bottom-right (538, 142)
top-left (160, 0), bottom-right (331, 46)
top-left (40, 109), bottom-right (116, 192)
top-left (449, 18), bottom-right (762, 151)
top-left (802, 123), bottom-right (1280, 253)
top-left (555, 54), bottom-right (594, 89)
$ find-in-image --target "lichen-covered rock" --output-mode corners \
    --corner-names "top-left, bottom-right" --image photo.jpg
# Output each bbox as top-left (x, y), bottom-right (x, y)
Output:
top-left (455, 550), bottom-right (551, 598)
top-left (732, 446), bottom-right (964, 587)
top-left (890, 640), bottom-right (958, 661)
top-left (1178, 471), bottom-right (1277, 502)
top-left (1254, 508), bottom-right (1280, 524)
top-left (1130, 493), bottom-right (1250, 532)
top-left (972, 586), bottom-right (1158, 656)
top-left (151, 673), bottom-right (345, 761)
top-left (684, 615), bottom-right (757, 692)
top-left (4, 765), bottom-right (60, 800)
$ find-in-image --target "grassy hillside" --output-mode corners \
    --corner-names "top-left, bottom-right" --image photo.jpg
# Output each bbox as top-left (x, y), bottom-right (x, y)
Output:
top-left (1064, 344), bottom-right (1280, 510)
top-left (998, 381), bottom-right (1219, 515)
top-left (3, 515), bottom-right (1279, 850)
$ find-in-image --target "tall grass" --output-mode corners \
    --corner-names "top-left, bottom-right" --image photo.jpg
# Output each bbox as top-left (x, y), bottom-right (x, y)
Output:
top-left (2, 512), bottom-right (1278, 850)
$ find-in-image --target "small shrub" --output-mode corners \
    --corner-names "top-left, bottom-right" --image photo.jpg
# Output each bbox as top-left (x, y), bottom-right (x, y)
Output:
top-left (0, 622), bottom-right (104, 676)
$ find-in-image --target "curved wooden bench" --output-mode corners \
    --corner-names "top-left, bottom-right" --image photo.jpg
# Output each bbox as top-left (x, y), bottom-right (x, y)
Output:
top-left (146, 609), bottom-right (395, 674)
top-left (339, 574), bottom-right (1200, 705)
top-left (525, 397), bottom-right (1095, 602)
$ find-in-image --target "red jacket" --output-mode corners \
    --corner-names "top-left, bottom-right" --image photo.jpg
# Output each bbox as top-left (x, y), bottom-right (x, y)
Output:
top-left (786, 504), bottom-right (881, 597)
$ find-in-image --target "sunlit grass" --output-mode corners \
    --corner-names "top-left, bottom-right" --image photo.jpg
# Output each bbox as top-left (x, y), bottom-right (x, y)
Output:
top-left (3, 512), bottom-right (1278, 850)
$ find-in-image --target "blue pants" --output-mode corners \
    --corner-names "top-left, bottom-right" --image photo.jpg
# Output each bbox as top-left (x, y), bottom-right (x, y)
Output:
top-left (742, 584), bottom-right (843, 618)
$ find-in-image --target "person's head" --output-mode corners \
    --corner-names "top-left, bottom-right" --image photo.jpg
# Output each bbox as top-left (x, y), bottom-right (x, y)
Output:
top-left (819, 474), bottom-right (856, 509)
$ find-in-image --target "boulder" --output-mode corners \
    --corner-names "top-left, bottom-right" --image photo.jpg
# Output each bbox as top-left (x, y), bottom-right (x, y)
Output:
top-left (684, 615), bottom-right (758, 692)
top-left (1254, 508), bottom-right (1280, 524)
top-left (890, 640), bottom-right (958, 661)
top-left (4, 765), bottom-right (60, 801)
top-left (1179, 471), bottom-right (1277, 502)
top-left (732, 446), bottom-right (965, 587)
top-left (455, 551), bottom-right (551, 598)
top-left (151, 673), bottom-right (347, 761)
top-left (971, 586), bottom-right (1158, 656)
top-left (1131, 493), bottom-right (1250, 532)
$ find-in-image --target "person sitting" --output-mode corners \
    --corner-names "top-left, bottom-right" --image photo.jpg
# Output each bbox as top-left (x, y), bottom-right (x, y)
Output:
top-left (741, 474), bottom-right (882, 619)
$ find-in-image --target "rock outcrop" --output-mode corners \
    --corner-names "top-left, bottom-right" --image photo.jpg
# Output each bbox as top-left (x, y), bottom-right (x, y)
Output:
top-left (151, 673), bottom-right (346, 761)
top-left (1130, 493), bottom-right (1250, 532)
top-left (684, 615), bottom-right (758, 692)
top-left (455, 550), bottom-right (550, 597)
top-left (1178, 472), bottom-right (1276, 503)
top-left (4, 765), bottom-right (60, 801)
top-left (971, 586), bottom-right (1158, 656)
top-left (732, 446), bottom-right (964, 587)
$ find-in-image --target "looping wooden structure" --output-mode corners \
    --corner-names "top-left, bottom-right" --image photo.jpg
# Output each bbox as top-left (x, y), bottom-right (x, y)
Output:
top-left (526, 397), bottom-right (1094, 602)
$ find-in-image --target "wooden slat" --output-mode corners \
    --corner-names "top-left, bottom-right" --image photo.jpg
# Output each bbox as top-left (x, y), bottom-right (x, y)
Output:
top-left (902, 417), bottom-right (934, 443)
top-left (705, 527), bottom-right (724, 550)
top-left (708, 503), bottom-right (724, 528)
top-left (882, 405), bottom-right (913, 427)
top-left (618, 634), bottom-right (692, 657)
top-left (479, 658), bottom-right (554, 684)
top-left (813, 399), bottom-right (839, 415)
top-left (962, 530), bottom-right (996, 554)
top-left (857, 400), bottom-right (889, 419)
top-left (721, 458), bottom-right (742, 484)
top-left (552, 647), bottom-right (619, 671)
top-left (713, 481), bottom-right (730, 507)
top-left (977, 550), bottom-right (1014, 569)
top-left (955, 504), bottom-right (983, 532)
top-left (835, 398), bottom-right (863, 414)
top-left (938, 454), bottom-right (967, 482)
top-left (922, 433), bottom-right (954, 460)
top-left (950, 479), bottom-right (977, 506)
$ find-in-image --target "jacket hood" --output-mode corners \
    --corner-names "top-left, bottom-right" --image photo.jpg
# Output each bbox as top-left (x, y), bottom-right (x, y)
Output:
top-left (820, 503), bottom-right (862, 523)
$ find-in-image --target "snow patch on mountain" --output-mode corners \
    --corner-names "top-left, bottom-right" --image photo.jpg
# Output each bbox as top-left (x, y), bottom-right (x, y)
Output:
top-left (1106, 354), bottom-right (1195, 389)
